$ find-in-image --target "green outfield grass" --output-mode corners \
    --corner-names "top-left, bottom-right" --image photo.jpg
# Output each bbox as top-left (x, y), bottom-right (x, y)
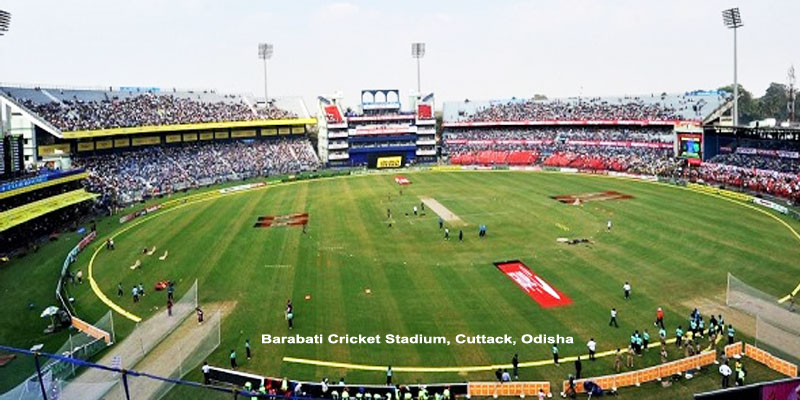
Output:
top-left (2, 170), bottom-right (799, 398)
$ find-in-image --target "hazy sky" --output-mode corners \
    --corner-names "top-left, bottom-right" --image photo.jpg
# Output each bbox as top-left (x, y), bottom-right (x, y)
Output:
top-left (0, 0), bottom-right (796, 108)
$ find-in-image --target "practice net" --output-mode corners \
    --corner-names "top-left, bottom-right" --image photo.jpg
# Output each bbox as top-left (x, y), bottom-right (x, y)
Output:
top-left (726, 273), bottom-right (800, 362)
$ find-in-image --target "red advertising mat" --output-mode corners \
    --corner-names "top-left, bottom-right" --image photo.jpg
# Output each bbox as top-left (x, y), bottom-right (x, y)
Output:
top-left (254, 212), bottom-right (309, 228)
top-left (394, 176), bottom-right (411, 185)
top-left (494, 260), bottom-right (572, 308)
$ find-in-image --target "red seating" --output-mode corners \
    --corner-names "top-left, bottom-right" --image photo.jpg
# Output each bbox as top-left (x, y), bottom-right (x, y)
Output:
top-left (507, 151), bottom-right (539, 165)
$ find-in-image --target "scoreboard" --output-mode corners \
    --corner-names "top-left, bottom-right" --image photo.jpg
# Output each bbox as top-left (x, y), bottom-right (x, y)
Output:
top-left (2, 135), bottom-right (23, 179)
top-left (677, 133), bottom-right (702, 164)
top-left (0, 137), bottom-right (5, 177)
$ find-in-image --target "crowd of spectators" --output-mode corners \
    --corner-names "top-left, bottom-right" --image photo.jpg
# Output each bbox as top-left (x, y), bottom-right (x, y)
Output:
top-left (705, 139), bottom-right (800, 174)
top-left (466, 97), bottom-right (680, 122)
top-left (706, 153), bottom-right (800, 174)
top-left (74, 138), bottom-right (319, 205)
top-left (443, 127), bottom-right (674, 143)
top-left (691, 163), bottom-right (800, 203)
top-left (18, 92), bottom-right (297, 131)
top-left (445, 127), bottom-right (800, 203)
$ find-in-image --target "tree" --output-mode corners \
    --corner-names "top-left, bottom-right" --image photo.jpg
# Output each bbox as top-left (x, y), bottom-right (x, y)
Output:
top-left (758, 83), bottom-right (789, 121)
top-left (718, 84), bottom-right (759, 124)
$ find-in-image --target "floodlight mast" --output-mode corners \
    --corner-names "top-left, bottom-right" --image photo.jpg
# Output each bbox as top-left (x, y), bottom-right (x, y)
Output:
top-left (722, 8), bottom-right (743, 126)
top-left (258, 43), bottom-right (274, 102)
top-left (412, 42), bottom-right (426, 94)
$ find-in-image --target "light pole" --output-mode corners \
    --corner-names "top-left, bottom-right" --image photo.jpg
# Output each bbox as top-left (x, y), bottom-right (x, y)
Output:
top-left (722, 8), bottom-right (743, 126)
top-left (0, 10), bottom-right (11, 36)
top-left (411, 42), bottom-right (426, 94)
top-left (258, 43), bottom-right (273, 101)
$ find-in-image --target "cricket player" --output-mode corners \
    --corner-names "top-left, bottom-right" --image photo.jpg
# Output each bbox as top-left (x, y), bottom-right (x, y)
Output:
top-left (444, 228), bottom-right (450, 240)
top-left (413, 206), bottom-right (418, 216)
top-left (623, 282), bottom-right (631, 299)
top-left (587, 338), bottom-right (597, 361)
top-left (607, 220), bottom-right (612, 231)
top-left (609, 308), bottom-right (618, 327)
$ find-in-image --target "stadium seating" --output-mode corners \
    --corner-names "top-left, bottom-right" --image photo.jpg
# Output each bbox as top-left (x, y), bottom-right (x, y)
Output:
top-left (1, 86), bottom-right (300, 132)
top-left (443, 92), bottom-right (728, 122)
top-left (73, 138), bottom-right (320, 205)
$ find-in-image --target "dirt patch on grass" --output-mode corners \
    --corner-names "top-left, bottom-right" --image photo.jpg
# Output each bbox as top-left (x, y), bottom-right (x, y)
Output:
top-left (681, 293), bottom-right (755, 338)
top-left (420, 197), bottom-right (466, 226)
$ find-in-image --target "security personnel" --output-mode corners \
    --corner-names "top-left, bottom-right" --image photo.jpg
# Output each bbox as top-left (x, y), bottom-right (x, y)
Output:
top-left (727, 324), bottom-right (736, 345)
top-left (675, 326), bottom-right (684, 347)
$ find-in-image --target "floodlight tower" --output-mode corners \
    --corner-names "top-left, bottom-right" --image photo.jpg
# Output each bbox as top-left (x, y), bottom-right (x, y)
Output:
top-left (722, 7), bottom-right (743, 126)
top-left (258, 43), bottom-right (274, 101)
top-left (788, 65), bottom-right (796, 123)
top-left (0, 10), bottom-right (11, 36)
top-left (412, 42), bottom-right (426, 94)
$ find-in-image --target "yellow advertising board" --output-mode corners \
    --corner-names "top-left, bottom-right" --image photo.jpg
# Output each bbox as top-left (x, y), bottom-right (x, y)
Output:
top-left (291, 126), bottom-right (305, 134)
top-left (114, 138), bottom-right (130, 148)
top-left (278, 127), bottom-right (291, 135)
top-left (37, 143), bottom-right (72, 157)
top-left (261, 128), bottom-right (278, 136)
top-left (95, 140), bottom-right (113, 150)
top-left (183, 133), bottom-right (198, 142)
top-left (77, 142), bottom-right (95, 152)
top-left (376, 156), bottom-right (402, 169)
top-left (166, 134), bottom-right (182, 143)
top-left (132, 136), bottom-right (161, 146)
top-left (214, 131), bottom-right (230, 139)
top-left (231, 129), bottom-right (256, 138)
top-left (61, 118), bottom-right (317, 139)
top-left (199, 132), bottom-right (214, 141)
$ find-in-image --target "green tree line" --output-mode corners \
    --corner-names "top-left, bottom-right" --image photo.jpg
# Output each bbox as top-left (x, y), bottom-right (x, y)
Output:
top-left (719, 83), bottom-right (798, 124)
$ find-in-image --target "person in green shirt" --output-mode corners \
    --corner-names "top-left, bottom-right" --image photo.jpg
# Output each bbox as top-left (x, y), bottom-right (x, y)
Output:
top-left (552, 344), bottom-right (559, 366)
top-left (727, 324), bottom-right (735, 345)
top-left (675, 326), bottom-right (684, 347)
top-left (642, 330), bottom-right (650, 351)
top-left (229, 349), bottom-right (237, 370)
top-left (658, 327), bottom-right (667, 346)
top-left (635, 334), bottom-right (644, 356)
top-left (736, 366), bottom-right (746, 386)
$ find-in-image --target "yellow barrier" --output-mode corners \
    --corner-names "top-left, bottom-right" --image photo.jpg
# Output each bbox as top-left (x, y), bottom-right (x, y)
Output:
top-left (562, 351), bottom-right (717, 394)
top-left (0, 189), bottom-right (97, 232)
top-left (468, 381), bottom-right (550, 397)
top-left (0, 172), bottom-right (89, 201)
top-left (744, 344), bottom-right (798, 377)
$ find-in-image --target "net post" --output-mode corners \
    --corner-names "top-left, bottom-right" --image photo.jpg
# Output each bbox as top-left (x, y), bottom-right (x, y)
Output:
top-left (110, 310), bottom-right (116, 343)
top-left (33, 352), bottom-right (49, 400)
top-left (726, 272), bottom-right (731, 306)
top-left (122, 370), bottom-right (132, 400)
